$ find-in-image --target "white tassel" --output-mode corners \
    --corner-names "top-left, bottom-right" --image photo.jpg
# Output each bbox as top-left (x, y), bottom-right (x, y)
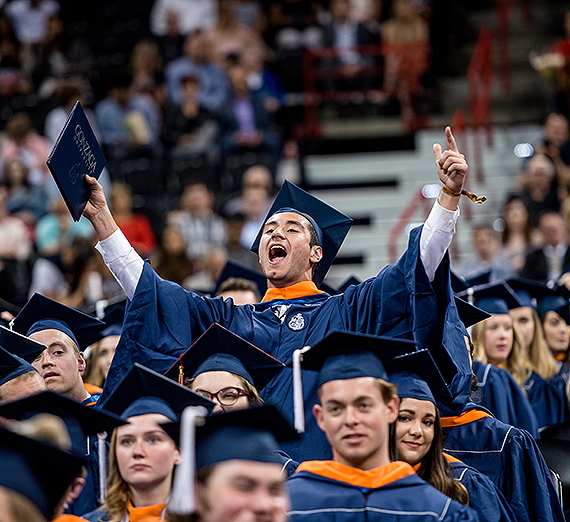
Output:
top-left (466, 287), bottom-right (474, 305)
top-left (167, 406), bottom-right (208, 515)
top-left (293, 346), bottom-right (311, 434)
top-left (97, 432), bottom-right (108, 505)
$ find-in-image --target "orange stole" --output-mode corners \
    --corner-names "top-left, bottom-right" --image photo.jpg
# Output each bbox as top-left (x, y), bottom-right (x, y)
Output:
top-left (262, 281), bottom-right (324, 302)
top-left (53, 516), bottom-right (88, 522)
top-left (296, 460), bottom-right (415, 489)
top-left (127, 499), bottom-right (166, 522)
top-left (440, 408), bottom-right (492, 428)
top-left (84, 383), bottom-right (103, 396)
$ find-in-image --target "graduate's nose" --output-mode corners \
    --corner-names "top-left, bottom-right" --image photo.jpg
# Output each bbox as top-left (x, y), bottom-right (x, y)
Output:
top-left (344, 406), bottom-right (359, 426)
top-left (408, 419), bottom-right (422, 436)
top-left (132, 439), bottom-right (146, 457)
top-left (252, 488), bottom-right (277, 514)
top-left (41, 352), bottom-right (54, 367)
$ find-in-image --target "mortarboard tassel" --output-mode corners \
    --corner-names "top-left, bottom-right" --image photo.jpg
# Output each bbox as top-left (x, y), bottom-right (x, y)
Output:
top-left (293, 346), bottom-right (311, 433)
top-left (167, 406), bottom-right (208, 515)
top-left (178, 362), bottom-right (185, 386)
top-left (97, 431), bottom-right (107, 504)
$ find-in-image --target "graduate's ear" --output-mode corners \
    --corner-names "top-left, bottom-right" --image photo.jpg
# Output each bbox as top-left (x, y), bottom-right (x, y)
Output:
top-left (386, 395), bottom-right (400, 424)
top-left (173, 447), bottom-right (182, 466)
top-left (313, 403), bottom-right (326, 431)
top-left (309, 245), bottom-right (323, 265)
top-left (77, 351), bottom-right (86, 373)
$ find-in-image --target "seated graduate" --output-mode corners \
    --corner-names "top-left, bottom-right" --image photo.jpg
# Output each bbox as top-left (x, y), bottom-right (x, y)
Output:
top-left (463, 282), bottom-right (539, 436)
top-left (506, 279), bottom-right (570, 429)
top-left (9, 293), bottom-right (106, 406)
top-left (82, 363), bottom-right (213, 522)
top-left (164, 323), bottom-right (284, 413)
top-left (0, 329), bottom-right (46, 402)
top-left (212, 261), bottom-right (267, 305)
top-left (286, 331), bottom-right (478, 522)
top-left (84, 127), bottom-right (474, 462)
top-left (391, 371), bottom-right (516, 522)
top-left (0, 420), bottom-right (86, 522)
top-left (163, 405), bottom-right (297, 522)
top-left (442, 308), bottom-right (564, 522)
top-left (0, 389), bottom-right (125, 517)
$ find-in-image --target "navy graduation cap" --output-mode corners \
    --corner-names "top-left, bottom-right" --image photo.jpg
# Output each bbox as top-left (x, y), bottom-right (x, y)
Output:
top-left (457, 281), bottom-right (522, 315)
top-left (0, 424), bottom-right (86, 519)
top-left (453, 296), bottom-right (491, 329)
top-left (535, 285), bottom-right (570, 325)
top-left (0, 345), bottom-right (37, 387)
top-left (46, 101), bottom-right (106, 221)
top-left (10, 293), bottom-right (105, 352)
top-left (390, 371), bottom-right (436, 404)
top-left (451, 271), bottom-right (469, 294)
top-left (0, 324), bottom-right (47, 363)
top-left (100, 363), bottom-right (214, 423)
top-left (213, 261), bottom-right (267, 299)
top-left (250, 180), bottom-right (354, 286)
top-left (0, 390), bottom-right (125, 456)
top-left (97, 298), bottom-right (126, 339)
top-left (164, 323), bottom-right (284, 391)
top-left (505, 277), bottom-right (552, 309)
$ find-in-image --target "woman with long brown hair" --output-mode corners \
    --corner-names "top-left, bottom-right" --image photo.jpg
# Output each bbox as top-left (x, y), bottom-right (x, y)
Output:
top-left (391, 372), bottom-right (516, 522)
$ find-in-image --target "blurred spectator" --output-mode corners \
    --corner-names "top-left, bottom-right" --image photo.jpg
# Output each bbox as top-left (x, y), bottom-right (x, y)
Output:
top-left (156, 10), bottom-right (185, 64)
top-left (239, 182), bottom-right (273, 249)
top-left (0, 186), bottom-right (31, 261)
top-left (150, 0), bottom-right (218, 37)
top-left (0, 187), bottom-right (31, 305)
top-left (0, 112), bottom-right (52, 188)
top-left (535, 113), bottom-right (570, 185)
top-left (382, 0), bottom-right (430, 121)
top-left (217, 276), bottom-right (260, 304)
top-left (34, 197), bottom-right (93, 257)
top-left (494, 195), bottom-right (533, 279)
top-left (0, 11), bottom-right (32, 100)
top-left (163, 74), bottom-right (219, 165)
top-left (521, 211), bottom-right (570, 285)
top-left (165, 29), bottom-right (229, 111)
top-left (233, 0), bottom-right (265, 32)
top-left (320, 0), bottom-right (378, 90)
top-left (183, 245), bottom-right (227, 292)
top-left (519, 154), bottom-right (560, 226)
top-left (30, 10), bottom-right (65, 89)
top-left (168, 181), bottom-right (227, 267)
top-left (267, 0), bottom-right (321, 44)
top-left (548, 10), bottom-right (570, 118)
top-left (239, 44), bottom-right (286, 109)
top-left (129, 39), bottom-right (167, 107)
top-left (109, 182), bottom-right (156, 258)
top-left (223, 164), bottom-right (273, 215)
top-left (225, 213), bottom-right (259, 270)
top-left (1, 157), bottom-right (48, 226)
top-left (95, 72), bottom-right (161, 161)
top-left (218, 64), bottom-right (281, 168)
top-left (207, 0), bottom-right (263, 68)
top-left (44, 82), bottom-right (100, 144)
top-left (454, 224), bottom-right (500, 282)
top-left (153, 225), bottom-right (193, 285)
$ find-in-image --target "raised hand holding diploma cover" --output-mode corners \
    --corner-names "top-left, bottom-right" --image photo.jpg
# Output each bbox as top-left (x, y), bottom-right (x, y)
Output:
top-left (46, 101), bottom-right (106, 221)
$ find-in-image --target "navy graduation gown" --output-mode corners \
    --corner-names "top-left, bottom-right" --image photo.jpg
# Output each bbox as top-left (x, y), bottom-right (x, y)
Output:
top-left (100, 226), bottom-right (472, 462)
top-left (287, 460), bottom-right (478, 522)
top-left (443, 404), bottom-right (564, 522)
top-left (524, 370), bottom-right (569, 430)
top-left (447, 457), bottom-right (516, 522)
top-left (472, 360), bottom-right (539, 437)
top-left (65, 436), bottom-right (101, 516)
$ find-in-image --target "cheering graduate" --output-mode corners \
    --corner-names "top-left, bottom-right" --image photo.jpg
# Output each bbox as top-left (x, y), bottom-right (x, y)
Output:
top-left (82, 363), bottom-right (213, 522)
top-left (9, 293), bottom-right (105, 405)
top-left (0, 329), bottom-right (46, 402)
top-left (0, 390), bottom-right (125, 516)
top-left (462, 282), bottom-right (540, 435)
top-left (286, 331), bottom-right (478, 522)
top-left (84, 127), bottom-right (472, 461)
top-left (164, 323), bottom-right (284, 413)
top-left (0, 422), bottom-right (86, 522)
top-left (391, 371), bottom-right (516, 522)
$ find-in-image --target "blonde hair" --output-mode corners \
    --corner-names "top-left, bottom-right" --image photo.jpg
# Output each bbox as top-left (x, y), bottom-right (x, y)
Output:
top-left (103, 429), bottom-right (130, 522)
top-left (186, 373), bottom-right (262, 405)
top-left (472, 316), bottom-right (531, 389)
top-left (0, 487), bottom-right (46, 522)
top-left (83, 340), bottom-right (106, 388)
top-left (525, 309), bottom-right (560, 380)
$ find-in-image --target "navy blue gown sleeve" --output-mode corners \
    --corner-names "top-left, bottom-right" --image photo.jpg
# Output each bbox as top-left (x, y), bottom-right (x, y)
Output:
top-left (525, 371), bottom-right (569, 429)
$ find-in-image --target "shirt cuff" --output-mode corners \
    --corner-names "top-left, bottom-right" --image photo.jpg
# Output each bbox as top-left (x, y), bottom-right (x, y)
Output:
top-left (424, 200), bottom-right (460, 233)
top-left (95, 228), bottom-right (132, 262)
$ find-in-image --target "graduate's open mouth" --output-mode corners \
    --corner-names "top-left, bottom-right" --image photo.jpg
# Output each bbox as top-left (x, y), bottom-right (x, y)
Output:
top-left (343, 433), bottom-right (365, 443)
top-left (268, 245), bottom-right (287, 263)
top-left (43, 371), bottom-right (59, 380)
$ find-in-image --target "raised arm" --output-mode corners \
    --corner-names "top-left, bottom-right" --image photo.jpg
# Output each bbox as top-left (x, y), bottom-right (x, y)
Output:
top-left (84, 175), bottom-right (143, 299)
top-left (420, 126), bottom-right (468, 281)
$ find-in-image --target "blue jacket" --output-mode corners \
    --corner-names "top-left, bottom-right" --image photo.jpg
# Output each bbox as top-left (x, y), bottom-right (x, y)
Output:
top-left (472, 360), bottom-right (539, 436)
top-left (99, 227), bottom-right (472, 462)
top-left (447, 455), bottom-right (516, 522)
top-left (287, 460), bottom-right (478, 522)
top-left (442, 404), bottom-right (564, 522)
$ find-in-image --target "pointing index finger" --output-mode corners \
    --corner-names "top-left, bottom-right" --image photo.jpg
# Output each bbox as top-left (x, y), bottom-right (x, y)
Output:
top-left (446, 126), bottom-right (459, 153)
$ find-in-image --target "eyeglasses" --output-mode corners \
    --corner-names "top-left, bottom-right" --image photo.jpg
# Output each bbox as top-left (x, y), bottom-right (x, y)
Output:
top-left (194, 387), bottom-right (249, 406)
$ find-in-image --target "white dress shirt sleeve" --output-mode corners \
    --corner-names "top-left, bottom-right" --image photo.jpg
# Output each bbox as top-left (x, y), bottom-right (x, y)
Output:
top-left (419, 200), bottom-right (460, 282)
top-left (95, 229), bottom-right (144, 301)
